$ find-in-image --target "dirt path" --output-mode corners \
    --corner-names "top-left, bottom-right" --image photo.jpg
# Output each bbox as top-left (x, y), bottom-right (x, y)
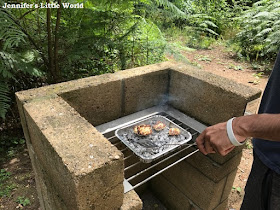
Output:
top-left (182, 45), bottom-right (268, 91)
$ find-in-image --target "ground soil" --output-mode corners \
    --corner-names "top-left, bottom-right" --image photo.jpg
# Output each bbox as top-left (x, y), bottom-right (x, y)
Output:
top-left (0, 44), bottom-right (270, 210)
top-left (0, 148), bottom-right (39, 210)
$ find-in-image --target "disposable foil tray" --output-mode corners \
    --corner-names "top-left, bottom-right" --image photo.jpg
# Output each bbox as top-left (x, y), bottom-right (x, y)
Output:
top-left (115, 115), bottom-right (192, 163)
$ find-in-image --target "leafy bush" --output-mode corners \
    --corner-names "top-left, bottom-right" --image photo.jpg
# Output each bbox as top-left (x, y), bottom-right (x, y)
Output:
top-left (236, 0), bottom-right (280, 60)
top-left (0, 9), bottom-right (42, 119)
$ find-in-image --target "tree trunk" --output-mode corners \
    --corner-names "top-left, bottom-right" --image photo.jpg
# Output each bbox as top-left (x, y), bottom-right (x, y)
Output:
top-left (46, 0), bottom-right (54, 82)
top-left (53, 0), bottom-right (62, 82)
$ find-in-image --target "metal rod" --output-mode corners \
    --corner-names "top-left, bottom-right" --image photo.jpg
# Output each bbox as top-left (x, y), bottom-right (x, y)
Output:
top-left (124, 154), bottom-right (134, 160)
top-left (124, 161), bottom-right (141, 172)
top-left (191, 132), bottom-right (198, 136)
top-left (120, 147), bottom-right (128, 152)
top-left (130, 149), bottom-right (199, 190)
top-left (112, 141), bottom-right (122, 146)
top-left (107, 135), bottom-right (116, 141)
top-left (127, 144), bottom-right (195, 181)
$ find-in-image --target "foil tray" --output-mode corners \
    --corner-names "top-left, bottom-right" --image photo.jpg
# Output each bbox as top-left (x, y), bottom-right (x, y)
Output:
top-left (115, 115), bottom-right (192, 163)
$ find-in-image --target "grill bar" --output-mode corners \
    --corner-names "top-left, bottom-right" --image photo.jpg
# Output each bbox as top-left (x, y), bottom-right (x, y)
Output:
top-left (124, 161), bottom-right (141, 172)
top-left (126, 143), bottom-right (195, 182)
top-left (124, 154), bottom-right (134, 160)
top-left (131, 148), bottom-right (199, 191)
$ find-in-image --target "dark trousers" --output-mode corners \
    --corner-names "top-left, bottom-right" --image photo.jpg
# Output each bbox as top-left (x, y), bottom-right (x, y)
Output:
top-left (241, 152), bottom-right (280, 210)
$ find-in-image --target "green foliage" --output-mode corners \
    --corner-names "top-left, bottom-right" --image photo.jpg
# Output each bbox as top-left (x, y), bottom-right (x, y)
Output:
top-left (0, 169), bottom-right (16, 197)
top-left (0, 1), bottom-right (167, 118)
top-left (164, 42), bottom-right (190, 63)
top-left (249, 71), bottom-right (264, 85)
top-left (245, 140), bottom-right (253, 149)
top-left (0, 8), bottom-right (42, 119)
top-left (0, 169), bottom-right (11, 182)
top-left (232, 186), bottom-right (242, 193)
top-left (228, 63), bottom-right (243, 70)
top-left (0, 9), bottom-right (26, 50)
top-left (236, 0), bottom-right (280, 60)
top-left (0, 133), bottom-right (26, 163)
top-left (16, 196), bottom-right (31, 206)
top-left (196, 55), bottom-right (212, 62)
top-left (0, 82), bottom-right (10, 119)
top-left (154, 0), bottom-right (186, 18)
top-left (0, 184), bottom-right (16, 197)
top-left (189, 0), bottom-right (230, 35)
top-left (37, 1), bottom-right (167, 80)
top-left (155, 0), bottom-right (249, 49)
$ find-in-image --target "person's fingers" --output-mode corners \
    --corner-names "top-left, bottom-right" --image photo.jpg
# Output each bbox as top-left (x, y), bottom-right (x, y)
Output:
top-left (210, 144), bottom-right (219, 154)
top-left (224, 146), bottom-right (235, 155)
top-left (196, 131), bottom-right (207, 155)
top-left (217, 145), bottom-right (235, 156)
top-left (204, 139), bottom-right (215, 154)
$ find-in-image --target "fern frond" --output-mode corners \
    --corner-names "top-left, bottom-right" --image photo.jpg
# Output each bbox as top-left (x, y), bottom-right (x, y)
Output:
top-left (253, 0), bottom-right (270, 7)
top-left (237, 0), bottom-right (280, 59)
top-left (0, 10), bottom-right (26, 50)
top-left (253, 11), bottom-right (272, 19)
top-left (255, 28), bottom-right (272, 38)
top-left (0, 81), bottom-right (10, 119)
top-left (154, 0), bottom-right (186, 18)
top-left (203, 20), bottom-right (218, 28)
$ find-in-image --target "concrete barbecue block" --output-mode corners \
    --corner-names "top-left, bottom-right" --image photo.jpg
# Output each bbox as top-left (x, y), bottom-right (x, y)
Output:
top-left (16, 61), bottom-right (261, 210)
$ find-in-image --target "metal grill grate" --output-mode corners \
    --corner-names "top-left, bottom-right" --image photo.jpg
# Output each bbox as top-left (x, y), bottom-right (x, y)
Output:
top-left (102, 112), bottom-right (201, 193)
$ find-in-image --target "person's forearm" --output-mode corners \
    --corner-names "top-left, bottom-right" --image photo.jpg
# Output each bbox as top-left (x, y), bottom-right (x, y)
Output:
top-left (233, 114), bottom-right (280, 142)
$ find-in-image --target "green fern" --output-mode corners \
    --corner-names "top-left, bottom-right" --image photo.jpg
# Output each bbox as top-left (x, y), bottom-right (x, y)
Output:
top-left (0, 9), bottom-right (26, 50)
top-left (0, 82), bottom-right (10, 119)
top-left (236, 0), bottom-right (280, 60)
top-left (155, 0), bottom-right (186, 18)
top-left (0, 9), bottom-right (41, 119)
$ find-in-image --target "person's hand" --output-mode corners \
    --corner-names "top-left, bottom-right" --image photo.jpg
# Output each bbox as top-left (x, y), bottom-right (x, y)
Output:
top-left (196, 122), bottom-right (235, 156)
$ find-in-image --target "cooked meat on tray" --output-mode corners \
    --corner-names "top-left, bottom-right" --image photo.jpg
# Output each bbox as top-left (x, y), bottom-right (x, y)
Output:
top-left (168, 128), bottom-right (181, 136)
top-left (153, 121), bottom-right (166, 131)
top-left (133, 124), bottom-right (153, 136)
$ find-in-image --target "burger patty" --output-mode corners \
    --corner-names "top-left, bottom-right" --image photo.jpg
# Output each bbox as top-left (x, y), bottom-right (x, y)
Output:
top-left (134, 124), bottom-right (153, 136)
top-left (153, 121), bottom-right (166, 131)
top-left (169, 128), bottom-right (181, 136)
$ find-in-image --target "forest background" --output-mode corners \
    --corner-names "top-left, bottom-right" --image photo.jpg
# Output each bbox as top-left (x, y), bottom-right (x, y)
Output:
top-left (1, 0), bottom-right (280, 207)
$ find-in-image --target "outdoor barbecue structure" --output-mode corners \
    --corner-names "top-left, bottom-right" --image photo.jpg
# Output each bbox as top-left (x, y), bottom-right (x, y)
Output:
top-left (16, 62), bottom-right (261, 210)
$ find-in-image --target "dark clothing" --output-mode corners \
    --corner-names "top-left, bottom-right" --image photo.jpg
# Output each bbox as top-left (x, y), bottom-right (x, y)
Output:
top-left (253, 50), bottom-right (280, 174)
top-left (241, 153), bottom-right (280, 210)
top-left (242, 50), bottom-right (280, 209)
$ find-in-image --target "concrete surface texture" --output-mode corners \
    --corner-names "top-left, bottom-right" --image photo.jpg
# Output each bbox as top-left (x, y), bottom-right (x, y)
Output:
top-left (16, 61), bottom-right (261, 210)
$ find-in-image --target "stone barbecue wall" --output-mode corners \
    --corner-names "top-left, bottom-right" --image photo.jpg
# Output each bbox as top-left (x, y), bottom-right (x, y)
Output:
top-left (16, 62), bottom-right (261, 210)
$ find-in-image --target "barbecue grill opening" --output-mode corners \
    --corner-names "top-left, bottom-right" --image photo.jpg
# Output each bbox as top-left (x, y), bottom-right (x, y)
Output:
top-left (98, 106), bottom-right (202, 190)
top-left (98, 106), bottom-right (202, 208)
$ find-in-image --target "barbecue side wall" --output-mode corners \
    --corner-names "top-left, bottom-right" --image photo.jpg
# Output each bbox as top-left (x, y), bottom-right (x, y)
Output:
top-left (150, 64), bottom-right (261, 210)
top-left (16, 95), bottom-right (127, 210)
top-left (168, 64), bottom-right (261, 126)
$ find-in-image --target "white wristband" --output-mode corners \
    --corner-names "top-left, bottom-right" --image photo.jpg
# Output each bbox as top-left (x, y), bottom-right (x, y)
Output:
top-left (226, 117), bottom-right (245, 146)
